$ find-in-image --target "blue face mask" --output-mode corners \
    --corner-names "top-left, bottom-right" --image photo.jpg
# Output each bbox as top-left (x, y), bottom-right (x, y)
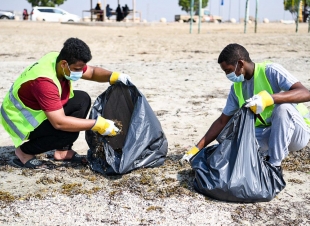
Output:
top-left (226, 62), bottom-right (244, 83)
top-left (63, 63), bottom-right (83, 81)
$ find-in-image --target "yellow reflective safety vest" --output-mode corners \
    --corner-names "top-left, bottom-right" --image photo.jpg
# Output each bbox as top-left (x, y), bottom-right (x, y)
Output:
top-left (234, 62), bottom-right (274, 127)
top-left (0, 52), bottom-right (74, 147)
top-left (234, 62), bottom-right (310, 128)
top-left (295, 103), bottom-right (310, 127)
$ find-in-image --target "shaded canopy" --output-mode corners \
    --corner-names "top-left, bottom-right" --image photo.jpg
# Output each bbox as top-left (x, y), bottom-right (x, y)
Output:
top-left (90, 0), bottom-right (136, 21)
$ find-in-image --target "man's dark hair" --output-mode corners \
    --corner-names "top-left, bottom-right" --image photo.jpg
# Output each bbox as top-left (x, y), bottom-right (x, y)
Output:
top-left (56, 38), bottom-right (92, 65)
top-left (217, 43), bottom-right (252, 65)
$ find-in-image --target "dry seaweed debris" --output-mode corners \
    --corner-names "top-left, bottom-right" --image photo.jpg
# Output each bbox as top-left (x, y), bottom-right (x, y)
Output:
top-left (282, 146), bottom-right (310, 172)
top-left (231, 202), bottom-right (310, 225)
top-left (113, 119), bottom-right (123, 134)
top-left (0, 191), bottom-right (15, 204)
top-left (107, 157), bottom-right (197, 200)
top-left (61, 183), bottom-right (101, 197)
top-left (92, 133), bottom-right (106, 160)
top-left (91, 119), bottom-right (124, 161)
top-left (146, 206), bottom-right (163, 212)
top-left (287, 178), bottom-right (304, 184)
top-left (36, 175), bottom-right (63, 185)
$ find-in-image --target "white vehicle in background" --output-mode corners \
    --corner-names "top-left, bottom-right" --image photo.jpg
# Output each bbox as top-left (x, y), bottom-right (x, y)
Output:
top-left (30, 6), bottom-right (80, 22)
top-left (0, 10), bottom-right (15, 19)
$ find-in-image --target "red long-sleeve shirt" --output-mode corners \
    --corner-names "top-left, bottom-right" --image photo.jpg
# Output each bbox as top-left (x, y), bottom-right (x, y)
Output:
top-left (18, 66), bottom-right (87, 112)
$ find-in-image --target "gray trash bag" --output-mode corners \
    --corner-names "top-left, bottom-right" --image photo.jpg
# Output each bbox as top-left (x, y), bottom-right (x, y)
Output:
top-left (86, 82), bottom-right (168, 175)
top-left (191, 107), bottom-right (286, 202)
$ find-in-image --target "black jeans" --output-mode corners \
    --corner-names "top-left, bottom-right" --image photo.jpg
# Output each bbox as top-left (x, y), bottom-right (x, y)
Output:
top-left (20, 90), bottom-right (91, 155)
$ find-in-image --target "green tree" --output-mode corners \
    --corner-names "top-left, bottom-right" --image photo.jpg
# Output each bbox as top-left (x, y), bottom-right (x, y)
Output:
top-left (283, 0), bottom-right (300, 20)
top-left (284, 0), bottom-right (309, 20)
top-left (27, 0), bottom-right (66, 7)
top-left (284, 0), bottom-right (310, 32)
top-left (178, 0), bottom-right (209, 13)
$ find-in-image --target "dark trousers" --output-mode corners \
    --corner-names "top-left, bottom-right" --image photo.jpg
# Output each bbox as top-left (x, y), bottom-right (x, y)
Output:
top-left (20, 90), bottom-right (91, 155)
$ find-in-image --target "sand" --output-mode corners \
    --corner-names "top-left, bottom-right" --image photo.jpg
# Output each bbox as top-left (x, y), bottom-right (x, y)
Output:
top-left (0, 20), bottom-right (310, 225)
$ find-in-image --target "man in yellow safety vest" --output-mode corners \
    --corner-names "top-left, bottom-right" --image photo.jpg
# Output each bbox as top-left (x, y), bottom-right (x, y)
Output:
top-left (0, 37), bottom-right (131, 169)
top-left (181, 43), bottom-right (310, 174)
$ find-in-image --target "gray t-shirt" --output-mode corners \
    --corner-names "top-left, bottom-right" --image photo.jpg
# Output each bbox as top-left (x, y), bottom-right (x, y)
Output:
top-left (222, 63), bottom-right (299, 116)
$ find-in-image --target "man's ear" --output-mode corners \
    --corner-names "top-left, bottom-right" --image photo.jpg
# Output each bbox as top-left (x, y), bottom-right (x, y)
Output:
top-left (60, 60), bottom-right (67, 68)
top-left (237, 60), bottom-right (246, 72)
top-left (238, 60), bottom-right (245, 68)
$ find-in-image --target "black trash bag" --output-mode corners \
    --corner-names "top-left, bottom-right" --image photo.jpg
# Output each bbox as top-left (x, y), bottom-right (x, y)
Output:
top-left (86, 82), bottom-right (168, 175)
top-left (191, 107), bottom-right (286, 202)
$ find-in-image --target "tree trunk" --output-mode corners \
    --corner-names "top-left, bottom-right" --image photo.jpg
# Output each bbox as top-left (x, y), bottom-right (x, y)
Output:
top-left (244, 0), bottom-right (249, 33)
top-left (308, 15), bottom-right (310, 33)
top-left (296, 0), bottom-right (302, 33)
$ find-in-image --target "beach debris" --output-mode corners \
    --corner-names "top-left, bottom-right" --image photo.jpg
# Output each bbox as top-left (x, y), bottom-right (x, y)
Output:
top-left (0, 191), bottom-right (15, 203)
top-left (113, 119), bottom-right (123, 134)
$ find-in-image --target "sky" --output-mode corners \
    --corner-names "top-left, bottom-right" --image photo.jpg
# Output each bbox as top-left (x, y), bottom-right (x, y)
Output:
top-left (0, 0), bottom-right (293, 22)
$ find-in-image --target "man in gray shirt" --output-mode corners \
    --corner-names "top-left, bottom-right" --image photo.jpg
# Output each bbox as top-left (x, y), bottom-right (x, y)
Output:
top-left (182, 43), bottom-right (310, 172)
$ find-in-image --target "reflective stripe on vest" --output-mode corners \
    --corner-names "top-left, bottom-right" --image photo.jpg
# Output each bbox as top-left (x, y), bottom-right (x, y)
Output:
top-left (1, 105), bottom-right (26, 141)
top-left (9, 86), bottom-right (39, 128)
top-left (234, 62), bottom-right (274, 127)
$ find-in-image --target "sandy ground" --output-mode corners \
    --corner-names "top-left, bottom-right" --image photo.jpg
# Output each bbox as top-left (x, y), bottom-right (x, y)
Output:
top-left (0, 20), bottom-right (310, 225)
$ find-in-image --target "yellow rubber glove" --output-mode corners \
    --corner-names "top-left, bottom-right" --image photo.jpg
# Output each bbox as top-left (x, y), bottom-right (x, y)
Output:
top-left (179, 146), bottom-right (200, 165)
top-left (91, 116), bottom-right (119, 136)
top-left (245, 90), bottom-right (274, 114)
top-left (109, 72), bottom-right (132, 85)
